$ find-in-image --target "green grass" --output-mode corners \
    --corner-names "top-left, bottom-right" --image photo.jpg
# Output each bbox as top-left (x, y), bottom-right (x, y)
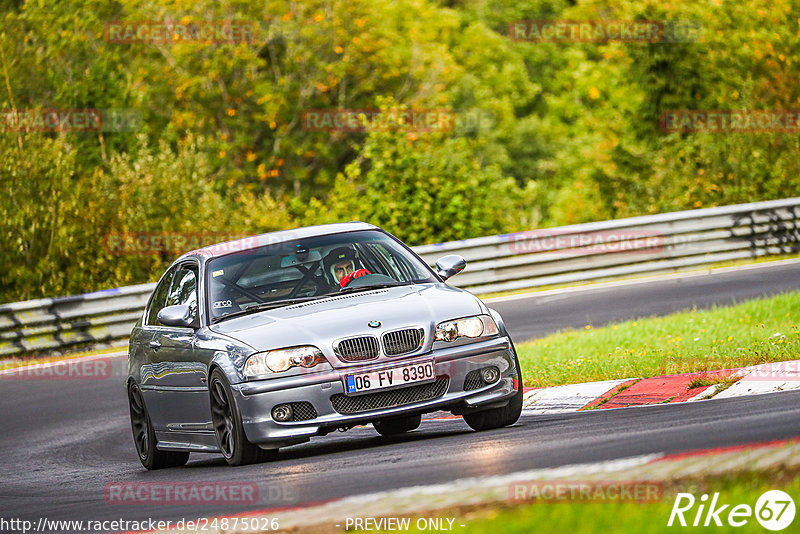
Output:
top-left (516, 292), bottom-right (800, 388)
top-left (384, 471), bottom-right (800, 534)
top-left (687, 373), bottom-right (740, 390)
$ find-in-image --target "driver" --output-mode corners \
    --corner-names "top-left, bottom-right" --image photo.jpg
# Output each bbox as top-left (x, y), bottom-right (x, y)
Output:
top-left (323, 246), bottom-right (371, 288)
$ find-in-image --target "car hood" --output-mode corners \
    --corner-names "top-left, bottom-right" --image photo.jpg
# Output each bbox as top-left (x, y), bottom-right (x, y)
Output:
top-left (208, 283), bottom-right (485, 356)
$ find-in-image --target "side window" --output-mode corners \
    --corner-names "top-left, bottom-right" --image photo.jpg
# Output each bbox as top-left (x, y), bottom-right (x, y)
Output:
top-left (364, 243), bottom-right (400, 279)
top-left (165, 265), bottom-right (199, 324)
top-left (146, 266), bottom-right (178, 325)
top-left (364, 242), bottom-right (415, 281)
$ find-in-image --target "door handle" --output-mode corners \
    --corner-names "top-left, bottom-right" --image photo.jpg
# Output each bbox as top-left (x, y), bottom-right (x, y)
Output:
top-left (149, 340), bottom-right (161, 352)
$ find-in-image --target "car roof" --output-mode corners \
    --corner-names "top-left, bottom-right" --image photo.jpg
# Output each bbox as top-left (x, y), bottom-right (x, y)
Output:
top-left (177, 221), bottom-right (378, 262)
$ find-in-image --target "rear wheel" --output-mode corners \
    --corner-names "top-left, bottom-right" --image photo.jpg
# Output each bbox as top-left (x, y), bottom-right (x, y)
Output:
top-left (462, 347), bottom-right (523, 431)
top-left (128, 382), bottom-right (189, 470)
top-left (209, 369), bottom-right (278, 466)
top-left (373, 414), bottom-right (422, 436)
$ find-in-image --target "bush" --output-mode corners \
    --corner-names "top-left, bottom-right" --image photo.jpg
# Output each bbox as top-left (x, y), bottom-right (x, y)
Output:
top-left (302, 123), bottom-right (538, 245)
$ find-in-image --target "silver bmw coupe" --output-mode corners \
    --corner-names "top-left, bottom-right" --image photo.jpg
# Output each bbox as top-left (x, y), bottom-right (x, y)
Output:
top-left (126, 222), bottom-right (522, 468)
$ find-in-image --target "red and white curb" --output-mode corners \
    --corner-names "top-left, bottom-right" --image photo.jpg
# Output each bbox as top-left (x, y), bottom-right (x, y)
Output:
top-left (521, 379), bottom-right (631, 414)
top-left (517, 359), bottom-right (800, 415)
top-left (715, 360), bottom-right (800, 399)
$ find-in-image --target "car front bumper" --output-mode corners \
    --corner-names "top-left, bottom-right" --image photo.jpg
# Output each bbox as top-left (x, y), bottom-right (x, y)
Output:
top-left (232, 336), bottom-right (519, 447)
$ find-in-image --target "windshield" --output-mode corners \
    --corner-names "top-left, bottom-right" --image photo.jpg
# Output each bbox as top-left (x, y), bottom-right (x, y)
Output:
top-left (206, 229), bottom-right (436, 322)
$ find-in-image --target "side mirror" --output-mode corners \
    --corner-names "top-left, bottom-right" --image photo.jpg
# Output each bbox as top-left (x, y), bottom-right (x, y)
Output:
top-left (435, 254), bottom-right (467, 281)
top-left (157, 305), bottom-right (194, 328)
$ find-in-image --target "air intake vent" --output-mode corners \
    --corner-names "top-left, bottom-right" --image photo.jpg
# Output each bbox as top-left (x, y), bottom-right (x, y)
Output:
top-left (330, 378), bottom-right (449, 414)
top-left (382, 328), bottom-right (425, 356)
top-left (335, 336), bottom-right (380, 362)
top-left (463, 369), bottom-right (485, 391)
top-left (289, 402), bottom-right (317, 421)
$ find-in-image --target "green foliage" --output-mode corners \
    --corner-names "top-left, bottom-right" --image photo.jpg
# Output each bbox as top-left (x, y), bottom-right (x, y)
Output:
top-left (0, 133), bottom-right (231, 299)
top-left (0, 134), bottom-right (80, 300)
top-left (2, 0), bottom-right (800, 301)
top-left (90, 135), bottom-right (230, 286)
top-left (300, 106), bottom-right (539, 244)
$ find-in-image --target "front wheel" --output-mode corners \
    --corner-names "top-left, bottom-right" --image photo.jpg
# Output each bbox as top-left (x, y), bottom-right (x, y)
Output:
top-left (209, 369), bottom-right (278, 466)
top-left (462, 348), bottom-right (523, 431)
top-left (128, 382), bottom-right (189, 470)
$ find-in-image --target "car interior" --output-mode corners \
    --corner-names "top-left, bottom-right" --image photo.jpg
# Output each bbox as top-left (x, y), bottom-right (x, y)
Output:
top-left (206, 232), bottom-right (430, 320)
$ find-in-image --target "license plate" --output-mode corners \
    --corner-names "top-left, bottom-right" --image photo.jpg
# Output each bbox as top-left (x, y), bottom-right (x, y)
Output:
top-left (345, 360), bottom-right (435, 395)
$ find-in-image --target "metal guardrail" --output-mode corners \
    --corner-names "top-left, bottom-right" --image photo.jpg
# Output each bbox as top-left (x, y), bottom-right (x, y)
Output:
top-left (2, 198), bottom-right (799, 356)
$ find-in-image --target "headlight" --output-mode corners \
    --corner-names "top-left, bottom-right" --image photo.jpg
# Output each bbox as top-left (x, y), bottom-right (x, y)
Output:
top-left (244, 346), bottom-right (324, 378)
top-left (435, 315), bottom-right (499, 342)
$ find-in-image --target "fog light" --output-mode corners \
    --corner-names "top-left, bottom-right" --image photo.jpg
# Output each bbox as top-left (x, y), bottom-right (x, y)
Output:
top-left (272, 404), bottom-right (293, 422)
top-left (480, 366), bottom-right (499, 384)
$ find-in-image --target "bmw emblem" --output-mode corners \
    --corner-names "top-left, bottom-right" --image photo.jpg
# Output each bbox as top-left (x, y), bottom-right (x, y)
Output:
top-left (368, 320), bottom-right (381, 329)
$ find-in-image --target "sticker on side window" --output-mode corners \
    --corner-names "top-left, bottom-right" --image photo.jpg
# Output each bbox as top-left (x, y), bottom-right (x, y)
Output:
top-left (212, 269), bottom-right (224, 277)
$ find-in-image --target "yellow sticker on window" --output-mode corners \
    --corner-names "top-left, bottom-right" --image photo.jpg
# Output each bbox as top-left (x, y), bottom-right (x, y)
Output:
top-left (212, 269), bottom-right (224, 278)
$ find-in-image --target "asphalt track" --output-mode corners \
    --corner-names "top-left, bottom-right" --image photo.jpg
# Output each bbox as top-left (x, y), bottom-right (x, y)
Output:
top-left (1, 261), bottom-right (799, 528)
top-left (489, 260), bottom-right (800, 340)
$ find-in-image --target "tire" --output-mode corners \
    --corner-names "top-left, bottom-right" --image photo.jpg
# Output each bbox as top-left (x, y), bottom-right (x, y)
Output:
top-left (373, 414), bottom-right (422, 436)
top-left (128, 382), bottom-right (190, 470)
top-left (462, 346), bottom-right (523, 432)
top-left (209, 369), bottom-right (278, 466)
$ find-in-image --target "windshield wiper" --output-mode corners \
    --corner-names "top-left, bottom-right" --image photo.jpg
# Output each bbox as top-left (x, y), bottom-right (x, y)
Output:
top-left (211, 296), bottom-right (324, 323)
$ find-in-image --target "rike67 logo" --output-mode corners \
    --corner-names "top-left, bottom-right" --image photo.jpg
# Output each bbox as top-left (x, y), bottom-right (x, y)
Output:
top-left (668, 490), bottom-right (796, 530)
